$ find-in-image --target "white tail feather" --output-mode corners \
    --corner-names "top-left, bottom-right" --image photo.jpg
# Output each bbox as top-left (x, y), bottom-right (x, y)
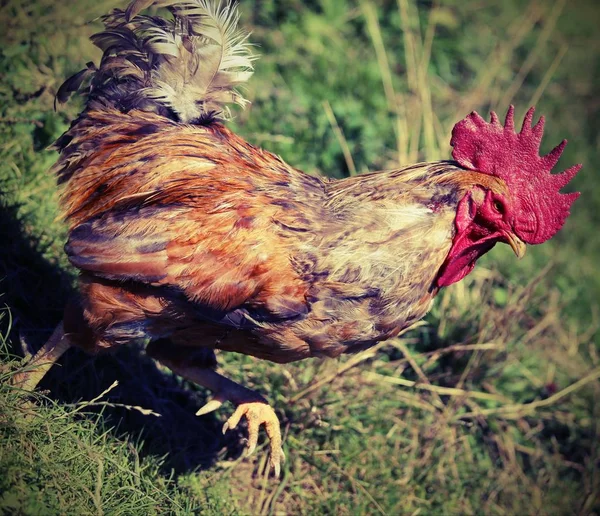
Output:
top-left (58, 0), bottom-right (255, 123)
top-left (141, 1), bottom-right (256, 121)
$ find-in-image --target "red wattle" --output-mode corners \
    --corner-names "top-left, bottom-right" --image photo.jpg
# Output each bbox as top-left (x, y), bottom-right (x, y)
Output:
top-left (435, 193), bottom-right (497, 288)
top-left (436, 235), bottom-right (496, 287)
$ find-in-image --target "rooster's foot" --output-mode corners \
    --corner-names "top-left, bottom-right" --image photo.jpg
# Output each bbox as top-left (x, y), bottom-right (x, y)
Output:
top-left (11, 323), bottom-right (71, 391)
top-left (147, 351), bottom-right (285, 477)
top-left (223, 401), bottom-right (285, 477)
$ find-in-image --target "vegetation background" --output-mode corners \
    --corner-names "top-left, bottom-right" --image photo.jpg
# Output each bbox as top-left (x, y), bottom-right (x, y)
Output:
top-left (1, 0), bottom-right (599, 513)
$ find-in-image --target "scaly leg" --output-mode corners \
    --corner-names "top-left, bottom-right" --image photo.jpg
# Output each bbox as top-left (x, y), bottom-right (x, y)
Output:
top-left (157, 358), bottom-right (285, 477)
top-left (11, 322), bottom-right (72, 391)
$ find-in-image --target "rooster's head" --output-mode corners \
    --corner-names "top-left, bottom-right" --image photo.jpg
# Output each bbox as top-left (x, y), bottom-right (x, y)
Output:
top-left (436, 105), bottom-right (581, 287)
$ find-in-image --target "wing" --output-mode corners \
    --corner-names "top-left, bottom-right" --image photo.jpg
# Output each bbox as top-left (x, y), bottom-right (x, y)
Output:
top-left (67, 201), bottom-right (312, 321)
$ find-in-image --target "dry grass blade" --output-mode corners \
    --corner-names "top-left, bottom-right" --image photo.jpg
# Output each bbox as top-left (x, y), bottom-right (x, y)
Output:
top-left (75, 401), bottom-right (162, 417)
top-left (94, 457), bottom-right (104, 516)
top-left (67, 380), bottom-right (162, 417)
top-left (390, 390), bottom-right (438, 413)
top-left (290, 323), bottom-right (425, 403)
top-left (417, 13), bottom-right (438, 160)
top-left (319, 456), bottom-right (389, 516)
top-left (496, 0), bottom-right (566, 109)
top-left (513, 443), bottom-right (585, 473)
top-left (363, 371), bottom-right (510, 403)
top-left (390, 339), bottom-right (444, 407)
top-left (361, 1), bottom-right (396, 111)
top-left (422, 342), bottom-right (502, 370)
top-left (69, 380), bottom-right (120, 414)
top-left (361, 0), bottom-right (409, 164)
top-left (529, 43), bottom-right (568, 107)
top-left (395, 0), bottom-right (439, 161)
top-left (397, 0), bottom-right (418, 92)
top-left (455, 367), bottom-right (600, 420)
top-left (449, 0), bottom-right (543, 132)
top-left (289, 341), bottom-right (387, 403)
top-left (323, 100), bottom-right (357, 176)
top-left (0, 117), bottom-right (44, 127)
top-left (397, 0), bottom-right (437, 159)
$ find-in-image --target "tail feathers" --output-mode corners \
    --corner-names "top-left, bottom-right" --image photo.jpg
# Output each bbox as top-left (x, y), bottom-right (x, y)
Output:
top-left (57, 0), bottom-right (255, 123)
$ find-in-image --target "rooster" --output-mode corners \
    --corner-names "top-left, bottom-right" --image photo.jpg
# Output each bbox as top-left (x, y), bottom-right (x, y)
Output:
top-left (13, 0), bottom-right (581, 477)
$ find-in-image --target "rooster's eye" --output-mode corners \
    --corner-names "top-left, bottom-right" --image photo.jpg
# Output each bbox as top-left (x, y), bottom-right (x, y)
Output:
top-left (493, 200), bottom-right (504, 213)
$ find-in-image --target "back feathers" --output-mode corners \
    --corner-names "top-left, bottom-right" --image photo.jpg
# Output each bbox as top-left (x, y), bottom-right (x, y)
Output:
top-left (57, 0), bottom-right (255, 122)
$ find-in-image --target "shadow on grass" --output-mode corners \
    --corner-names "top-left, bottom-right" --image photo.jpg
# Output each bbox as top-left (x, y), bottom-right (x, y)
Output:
top-left (0, 199), bottom-right (247, 475)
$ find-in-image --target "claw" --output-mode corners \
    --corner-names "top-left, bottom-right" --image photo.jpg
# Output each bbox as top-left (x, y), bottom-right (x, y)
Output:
top-left (271, 449), bottom-right (285, 478)
top-left (19, 332), bottom-right (33, 361)
top-left (222, 421), bottom-right (229, 434)
top-left (195, 397), bottom-right (224, 416)
top-left (247, 441), bottom-right (257, 457)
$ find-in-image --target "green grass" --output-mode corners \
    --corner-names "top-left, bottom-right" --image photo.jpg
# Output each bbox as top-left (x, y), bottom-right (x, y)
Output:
top-left (1, 0), bottom-right (599, 513)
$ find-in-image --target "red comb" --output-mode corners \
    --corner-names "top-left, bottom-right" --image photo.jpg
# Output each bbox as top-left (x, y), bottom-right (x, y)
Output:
top-left (450, 106), bottom-right (581, 244)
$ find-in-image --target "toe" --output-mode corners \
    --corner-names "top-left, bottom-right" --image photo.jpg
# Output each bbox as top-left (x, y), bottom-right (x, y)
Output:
top-left (246, 419), bottom-right (259, 456)
top-left (224, 405), bottom-right (247, 432)
top-left (262, 410), bottom-right (284, 477)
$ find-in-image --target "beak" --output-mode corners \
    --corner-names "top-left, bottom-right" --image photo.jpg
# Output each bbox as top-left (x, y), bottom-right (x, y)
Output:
top-left (504, 232), bottom-right (526, 259)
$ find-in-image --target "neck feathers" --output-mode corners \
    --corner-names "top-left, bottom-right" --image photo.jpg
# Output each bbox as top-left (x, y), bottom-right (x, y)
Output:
top-left (325, 160), bottom-right (506, 210)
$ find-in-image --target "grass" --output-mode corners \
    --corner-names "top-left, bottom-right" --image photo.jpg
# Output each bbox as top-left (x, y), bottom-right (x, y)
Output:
top-left (1, 0), bottom-right (599, 513)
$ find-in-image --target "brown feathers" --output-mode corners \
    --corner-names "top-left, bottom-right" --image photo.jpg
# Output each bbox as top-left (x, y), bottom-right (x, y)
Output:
top-left (56, 106), bottom-right (466, 361)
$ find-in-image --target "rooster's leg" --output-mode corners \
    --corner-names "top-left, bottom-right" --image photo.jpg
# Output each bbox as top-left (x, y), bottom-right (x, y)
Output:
top-left (153, 356), bottom-right (285, 477)
top-left (11, 322), bottom-right (72, 391)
